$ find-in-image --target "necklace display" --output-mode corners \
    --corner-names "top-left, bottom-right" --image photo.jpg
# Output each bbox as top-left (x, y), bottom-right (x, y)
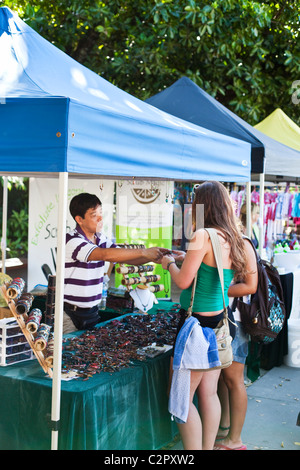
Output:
top-left (129, 286), bottom-right (156, 313)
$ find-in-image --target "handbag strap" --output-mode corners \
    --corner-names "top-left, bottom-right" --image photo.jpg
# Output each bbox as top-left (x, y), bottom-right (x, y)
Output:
top-left (186, 269), bottom-right (198, 318)
top-left (187, 228), bottom-right (226, 318)
top-left (204, 228), bottom-right (226, 312)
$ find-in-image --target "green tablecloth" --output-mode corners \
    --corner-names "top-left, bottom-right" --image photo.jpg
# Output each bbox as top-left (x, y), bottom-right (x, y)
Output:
top-left (0, 301), bottom-right (179, 450)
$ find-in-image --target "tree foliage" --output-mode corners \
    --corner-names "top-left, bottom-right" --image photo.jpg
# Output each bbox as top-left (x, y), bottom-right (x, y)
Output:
top-left (2, 0), bottom-right (300, 125)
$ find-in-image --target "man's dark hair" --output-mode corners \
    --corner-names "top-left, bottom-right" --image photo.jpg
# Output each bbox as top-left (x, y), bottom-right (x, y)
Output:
top-left (69, 193), bottom-right (102, 220)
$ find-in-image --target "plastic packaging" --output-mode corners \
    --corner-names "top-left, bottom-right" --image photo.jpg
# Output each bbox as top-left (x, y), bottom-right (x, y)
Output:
top-left (99, 275), bottom-right (110, 310)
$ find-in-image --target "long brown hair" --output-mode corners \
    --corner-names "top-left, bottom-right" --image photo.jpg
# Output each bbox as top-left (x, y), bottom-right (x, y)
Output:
top-left (192, 181), bottom-right (247, 281)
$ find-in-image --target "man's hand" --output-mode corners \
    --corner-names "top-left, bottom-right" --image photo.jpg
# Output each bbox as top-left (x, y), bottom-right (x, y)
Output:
top-left (144, 247), bottom-right (169, 263)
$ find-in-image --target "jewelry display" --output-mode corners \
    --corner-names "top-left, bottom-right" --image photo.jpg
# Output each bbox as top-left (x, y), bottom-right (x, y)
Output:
top-left (34, 323), bottom-right (51, 351)
top-left (0, 278), bottom-right (53, 377)
top-left (117, 265), bottom-right (154, 274)
top-left (61, 307), bottom-right (180, 380)
top-left (121, 274), bottom-right (161, 286)
top-left (129, 286), bottom-right (156, 313)
top-left (26, 308), bottom-right (42, 333)
top-left (6, 277), bottom-right (25, 300)
top-left (44, 275), bottom-right (55, 328)
top-left (116, 244), bottom-right (165, 313)
top-left (15, 293), bottom-right (34, 315)
top-left (43, 333), bottom-right (54, 367)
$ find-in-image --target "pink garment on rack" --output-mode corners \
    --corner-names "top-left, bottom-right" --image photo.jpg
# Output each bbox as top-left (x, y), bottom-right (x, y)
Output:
top-left (251, 190), bottom-right (259, 204)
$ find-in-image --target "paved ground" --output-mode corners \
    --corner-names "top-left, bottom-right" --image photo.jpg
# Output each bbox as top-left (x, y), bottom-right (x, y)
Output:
top-left (166, 364), bottom-right (300, 451)
top-left (242, 365), bottom-right (300, 450)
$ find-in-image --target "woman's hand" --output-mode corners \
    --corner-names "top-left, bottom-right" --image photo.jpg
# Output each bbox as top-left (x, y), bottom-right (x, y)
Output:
top-left (171, 250), bottom-right (186, 262)
top-left (161, 254), bottom-right (175, 270)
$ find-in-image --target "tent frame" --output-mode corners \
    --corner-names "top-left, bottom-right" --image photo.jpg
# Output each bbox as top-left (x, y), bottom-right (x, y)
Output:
top-left (50, 172), bottom-right (67, 449)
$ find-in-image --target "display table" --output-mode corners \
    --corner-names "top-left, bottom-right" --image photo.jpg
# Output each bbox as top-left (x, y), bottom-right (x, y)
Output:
top-left (0, 301), bottom-right (179, 450)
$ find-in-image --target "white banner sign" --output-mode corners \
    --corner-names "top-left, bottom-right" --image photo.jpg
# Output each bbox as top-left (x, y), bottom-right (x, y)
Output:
top-left (28, 178), bottom-right (114, 290)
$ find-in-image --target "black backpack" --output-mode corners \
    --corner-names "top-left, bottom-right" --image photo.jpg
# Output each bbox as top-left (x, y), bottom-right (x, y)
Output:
top-left (232, 238), bottom-right (286, 344)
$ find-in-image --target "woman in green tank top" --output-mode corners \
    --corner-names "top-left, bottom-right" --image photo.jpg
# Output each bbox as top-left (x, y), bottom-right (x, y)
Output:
top-left (161, 181), bottom-right (258, 450)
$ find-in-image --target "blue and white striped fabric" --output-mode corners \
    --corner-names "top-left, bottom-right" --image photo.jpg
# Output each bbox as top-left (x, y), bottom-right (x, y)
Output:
top-left (64, 224), bottom-right (116, 309)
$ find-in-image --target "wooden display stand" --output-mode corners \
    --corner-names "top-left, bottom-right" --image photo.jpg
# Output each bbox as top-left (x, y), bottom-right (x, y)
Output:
top-left (0, 306), bottom-right (13, 319)
top-left (0, 285), bottom-right (53, 377)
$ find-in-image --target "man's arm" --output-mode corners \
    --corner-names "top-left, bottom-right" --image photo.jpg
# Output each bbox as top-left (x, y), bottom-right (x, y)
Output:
top-left (87, 246), bottom-right (166, 264)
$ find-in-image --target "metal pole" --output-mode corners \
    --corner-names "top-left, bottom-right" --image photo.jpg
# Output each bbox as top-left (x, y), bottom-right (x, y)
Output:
top-left (258, 173), bottom-right (265, 257)
top-left (1, 177), bottom-right (8, 273)
top-left (51, 172), bottom-right (68, 450)
top-left (246, 181), bottom-right (251, 238)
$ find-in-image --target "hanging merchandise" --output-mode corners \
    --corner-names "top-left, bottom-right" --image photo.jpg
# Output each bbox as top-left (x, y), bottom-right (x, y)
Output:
top-left (231, 182), bottom-right (300, 253)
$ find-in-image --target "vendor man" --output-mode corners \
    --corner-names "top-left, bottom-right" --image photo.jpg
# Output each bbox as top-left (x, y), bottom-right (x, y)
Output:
top-left (64, 192), bottom-right (166, 330)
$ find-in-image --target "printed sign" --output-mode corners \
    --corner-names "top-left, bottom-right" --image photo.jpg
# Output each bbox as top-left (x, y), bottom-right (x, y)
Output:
top-left (115, 180), bottom-right (174, 299)
top-left (28, 178), bottom-right (114, 290)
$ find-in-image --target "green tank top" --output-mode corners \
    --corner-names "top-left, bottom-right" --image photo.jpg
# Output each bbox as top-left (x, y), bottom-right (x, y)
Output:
top-left (180, 262), bottom-right (235, 312)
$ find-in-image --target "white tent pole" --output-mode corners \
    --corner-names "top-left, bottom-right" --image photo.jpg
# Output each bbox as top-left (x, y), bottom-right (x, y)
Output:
top-left (1, 177), bottom-right (8, 273)
top-left (258, 173), bottom-right (265, 257)
top-left (51, 172), bottom-right (68, 450)
top-left (246, 181), bottom-right (251, 238)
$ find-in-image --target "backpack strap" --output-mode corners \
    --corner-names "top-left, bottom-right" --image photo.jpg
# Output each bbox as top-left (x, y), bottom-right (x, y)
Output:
top-left (242, 234), bottom-right (260, 262)
top-left (186, 269), bottom-right (198, 318)
top-left (231, 235), bottom-right (259, 312)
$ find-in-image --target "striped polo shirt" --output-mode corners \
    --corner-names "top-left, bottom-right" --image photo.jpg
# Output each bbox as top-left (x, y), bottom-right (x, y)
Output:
top-left (64, 225), bottom-right (117, 309)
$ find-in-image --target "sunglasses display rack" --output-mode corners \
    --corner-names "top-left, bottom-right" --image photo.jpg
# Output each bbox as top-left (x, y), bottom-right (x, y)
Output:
top-left (0, 279), bottom-right (53, 377)
top-left (0, 317), bottom-right (34, 366)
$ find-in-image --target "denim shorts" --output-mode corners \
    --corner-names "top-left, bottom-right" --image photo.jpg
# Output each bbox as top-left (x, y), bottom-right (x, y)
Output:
top-left (232, 321), bottom-right (249, 364)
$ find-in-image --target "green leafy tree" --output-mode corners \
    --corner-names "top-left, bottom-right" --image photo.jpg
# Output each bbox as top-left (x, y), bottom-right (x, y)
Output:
top-left (1, 0), bottom-right (300, 125)
top-left (0, 178), bottom-right (28, 258)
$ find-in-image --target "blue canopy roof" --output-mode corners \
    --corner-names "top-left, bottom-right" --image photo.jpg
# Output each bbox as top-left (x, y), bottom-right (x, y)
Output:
top-left (147, 77), bottom-right (300, 178)
top-left (0, 7), bottom-right (251, 182)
